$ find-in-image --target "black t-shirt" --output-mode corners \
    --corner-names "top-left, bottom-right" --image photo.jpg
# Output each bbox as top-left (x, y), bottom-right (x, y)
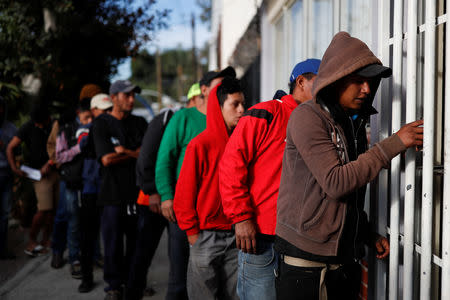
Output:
top-left (92, 113), bottom-right (147, 206)
top-left (16, 120), bottom-right (51, 169)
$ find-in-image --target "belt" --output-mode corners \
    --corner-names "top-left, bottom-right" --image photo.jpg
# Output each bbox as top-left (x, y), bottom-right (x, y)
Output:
top-left (282, 255), bottom-right (343, 300)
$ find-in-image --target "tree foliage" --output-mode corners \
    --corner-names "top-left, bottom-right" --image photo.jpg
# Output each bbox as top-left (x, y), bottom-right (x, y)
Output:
top-left (130, 47), bottom-right (207, 102)
top-left (196, 0), bottom-right (211, 29)
top-left (0, 0), bottom-right (169, 120)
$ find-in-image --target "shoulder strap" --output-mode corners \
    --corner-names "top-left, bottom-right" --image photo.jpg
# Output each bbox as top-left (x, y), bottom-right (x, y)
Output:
top-left (162, 110), bottom-right (174, 127)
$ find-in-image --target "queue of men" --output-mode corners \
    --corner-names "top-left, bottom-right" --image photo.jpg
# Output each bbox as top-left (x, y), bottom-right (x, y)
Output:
top-left (0, 32), bottom-right (425, 300)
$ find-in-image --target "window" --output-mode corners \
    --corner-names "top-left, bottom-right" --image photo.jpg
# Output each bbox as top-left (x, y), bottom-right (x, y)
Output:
top-left (274, 14), bottom-right (286, 91)
top-left (340, 0), bottom-right (372, 46)
top-left (311, 0), bottom-right (334, 58)
top-left (290, 0), bottom-right (304, 68)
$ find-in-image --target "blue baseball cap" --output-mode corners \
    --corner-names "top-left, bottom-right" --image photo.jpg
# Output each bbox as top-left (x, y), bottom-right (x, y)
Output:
top-left (289, 58), bottom-right (321, 83)
top-left (109, 80), bottom-right (141, 95)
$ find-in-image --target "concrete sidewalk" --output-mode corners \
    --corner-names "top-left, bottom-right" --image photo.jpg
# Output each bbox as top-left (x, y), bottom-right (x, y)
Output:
top-left (0, 230), bottom-right (170, 300)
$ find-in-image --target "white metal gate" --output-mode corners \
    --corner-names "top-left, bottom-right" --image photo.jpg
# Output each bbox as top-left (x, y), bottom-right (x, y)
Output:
top-left (373, 1), bottom-right (448, 299)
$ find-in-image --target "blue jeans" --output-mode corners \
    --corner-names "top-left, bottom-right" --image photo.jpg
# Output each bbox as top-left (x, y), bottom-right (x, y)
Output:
top-left (0, 175), bottom-right (12, 255)
top-left (51, 181), bottom-right (80, 263)
top-left (237, 239), bottom-right (278, 300)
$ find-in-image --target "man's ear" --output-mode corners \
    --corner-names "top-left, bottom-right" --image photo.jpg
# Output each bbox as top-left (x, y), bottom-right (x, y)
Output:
top-left (296, 76), bottom-right (304, 91)
top-left (110, 94), bottom-right (117, 102)
top-left (200, 85), bottom-right (208, 98)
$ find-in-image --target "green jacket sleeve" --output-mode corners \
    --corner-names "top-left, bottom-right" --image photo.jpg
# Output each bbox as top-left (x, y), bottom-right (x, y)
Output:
top-left (155, 112), bottom-right (184, 202)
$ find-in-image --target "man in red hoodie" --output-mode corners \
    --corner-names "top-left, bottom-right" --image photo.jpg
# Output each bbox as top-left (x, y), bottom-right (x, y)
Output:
top-left (173, 77), bottom-right (245, 300)
top-left (219, 59), bottom-right (320, 300)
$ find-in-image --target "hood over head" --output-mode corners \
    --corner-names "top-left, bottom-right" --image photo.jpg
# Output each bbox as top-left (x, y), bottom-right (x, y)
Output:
top-left (312, 32), bottom-right (391, 116)
top-left (206, 82), bottom-right (230, 143)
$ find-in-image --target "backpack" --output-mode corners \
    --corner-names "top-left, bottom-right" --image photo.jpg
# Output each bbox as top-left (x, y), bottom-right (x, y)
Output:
top-left (59, 120), bottom-right (84, 189)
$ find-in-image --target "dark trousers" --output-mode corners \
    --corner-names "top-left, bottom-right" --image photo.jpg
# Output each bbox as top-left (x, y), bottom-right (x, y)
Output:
top-left (125, 204), bottom-right (168, 300)
top-left (166, 222), bottom-right (189, 300)
top-left (102, 204), bottom-right (137, 291)
top-left (275, 259), bottom-right (361, 300)
top-left (80, 193), bottom-right (101, 282)
top-left (0, 175), bottom-right (12, 256)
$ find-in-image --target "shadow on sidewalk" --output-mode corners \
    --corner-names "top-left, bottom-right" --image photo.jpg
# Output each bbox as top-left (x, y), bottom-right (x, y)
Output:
top-left (0, 223), bottom-right (169, 300)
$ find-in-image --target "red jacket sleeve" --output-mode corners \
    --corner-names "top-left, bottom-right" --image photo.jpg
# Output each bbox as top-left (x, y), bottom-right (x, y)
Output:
top-left (173, 141), bottom-right (201, 235)
top-left (219, 113), bottom-right (269, 224)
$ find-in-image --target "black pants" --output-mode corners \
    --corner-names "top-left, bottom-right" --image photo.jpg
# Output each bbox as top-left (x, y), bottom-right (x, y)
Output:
top-left (79, 193), bottom-right (101, 282)
top-left (275, 259), bottom-right (361, 300)
top-left (102, 204), bottom-right (138, 291)
top-left (166, 222), bottom-right (190, 300)
top-left (125, 204), bottom-right (168, 300)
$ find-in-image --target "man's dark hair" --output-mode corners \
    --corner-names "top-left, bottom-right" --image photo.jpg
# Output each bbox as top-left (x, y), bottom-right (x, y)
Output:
top-left (79, 97), bottom-right (91, 112)
top-left (289, 72), bottom-right (316, 94)
top-left (217, 77), bottom-right (243, 107)
top-left (30, 104), bottom-right (50, 124)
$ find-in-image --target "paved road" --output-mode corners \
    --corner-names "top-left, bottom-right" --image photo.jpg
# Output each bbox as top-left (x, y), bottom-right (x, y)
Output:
top-left (0, 221), bottom-right (170, 300)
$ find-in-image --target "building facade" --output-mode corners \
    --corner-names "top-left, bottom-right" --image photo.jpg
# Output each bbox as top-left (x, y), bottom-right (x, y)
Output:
top-left (210, 0), bottom-right (449, 299)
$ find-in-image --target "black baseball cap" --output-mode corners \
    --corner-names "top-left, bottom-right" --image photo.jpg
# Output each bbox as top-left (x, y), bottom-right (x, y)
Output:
top-left (109, 80), bottom-right (141, 95)
top-left (199, 66), bottom-right (236, 87)
top-left (355, 64), bottom-right (392, 78)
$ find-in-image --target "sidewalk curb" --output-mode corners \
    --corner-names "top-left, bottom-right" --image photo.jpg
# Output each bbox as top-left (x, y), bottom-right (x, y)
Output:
top-left (0, 254), bottom-right (50, 298)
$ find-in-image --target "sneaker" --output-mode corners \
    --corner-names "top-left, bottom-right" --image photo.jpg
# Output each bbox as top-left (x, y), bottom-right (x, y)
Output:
top-left (50, 253), bottom-right (65, 269)
top-left (24, 248), bottom-right (38, 257)
top-left (71, 261), bottom-right (82, 279)
top-left (104, 290), bottom-right (122, 300)
top-left (24, 245), bottom-right (42, 257)
top-left (78, 280), bottom-right (94, 293)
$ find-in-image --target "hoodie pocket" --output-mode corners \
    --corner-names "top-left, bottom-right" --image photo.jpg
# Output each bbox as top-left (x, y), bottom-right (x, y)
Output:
top-left (302, 198), bottom-right (329, 231)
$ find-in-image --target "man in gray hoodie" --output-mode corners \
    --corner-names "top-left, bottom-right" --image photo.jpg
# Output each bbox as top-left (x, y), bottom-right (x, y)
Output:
top-left (275, 32), bottom-right (423, 300)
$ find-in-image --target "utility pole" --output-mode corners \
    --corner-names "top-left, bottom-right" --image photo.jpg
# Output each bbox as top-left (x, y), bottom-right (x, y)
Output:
top-left (177, 64), bottom-right (184, 102)
top-left (156, 49), bottom-right (162, 110)
top-left (191, 12), bottom-right (199, 81)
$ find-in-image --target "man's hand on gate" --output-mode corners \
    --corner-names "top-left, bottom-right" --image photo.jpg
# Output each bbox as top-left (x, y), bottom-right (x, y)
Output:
top-left (161, 199), bottom-right (176, 223)
top-left (396, 119), bottom-right (424, 150)
top-left (235, 219), bottom-right (257, 254)
top-left (148, 193), bottom-right (162, 214)
top-left (375, 235), bottom-right (390, 259)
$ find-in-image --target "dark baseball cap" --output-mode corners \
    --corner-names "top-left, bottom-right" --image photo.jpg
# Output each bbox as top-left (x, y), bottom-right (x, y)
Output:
top-left (199, 66), bottom-right (236, 87)
top-left (354, 64), bottom-right (392, 78)
top-left (109, 80), bottom-right (141, 95)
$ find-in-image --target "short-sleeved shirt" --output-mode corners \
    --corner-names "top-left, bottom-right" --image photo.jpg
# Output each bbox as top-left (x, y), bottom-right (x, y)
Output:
top-left (0, 121), bottom-right (17, 173)
top-left (92, 113), bottom-right (147, 206)
top-left (16, 120), bottom-right (51, 169)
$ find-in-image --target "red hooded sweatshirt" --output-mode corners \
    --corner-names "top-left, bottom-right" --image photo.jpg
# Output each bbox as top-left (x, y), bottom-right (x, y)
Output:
top-left (173, 83), bottom-right (232, 235)
top-left (219, 94), bottom-right (298, 235)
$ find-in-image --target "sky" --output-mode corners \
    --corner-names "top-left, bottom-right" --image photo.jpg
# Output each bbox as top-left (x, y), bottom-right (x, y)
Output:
top-left (112, 0), bottom-right (211, 81)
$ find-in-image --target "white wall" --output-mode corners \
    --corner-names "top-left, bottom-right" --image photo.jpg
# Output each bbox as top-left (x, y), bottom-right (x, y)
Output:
top-left (209, 0), bottom-right (223, 70)
top-left (220, 0), bottom-right (263, 68)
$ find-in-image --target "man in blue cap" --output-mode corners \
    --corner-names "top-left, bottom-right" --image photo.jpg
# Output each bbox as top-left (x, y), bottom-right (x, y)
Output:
top-left (219, 58), bottom-right (320, 300)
